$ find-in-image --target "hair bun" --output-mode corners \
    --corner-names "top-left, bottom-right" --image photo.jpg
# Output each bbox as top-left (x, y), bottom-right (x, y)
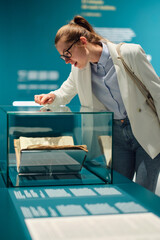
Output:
top-left (73, 15), bottom-right (91, 32)
top-left (74, 15), bottom-right (83, 24)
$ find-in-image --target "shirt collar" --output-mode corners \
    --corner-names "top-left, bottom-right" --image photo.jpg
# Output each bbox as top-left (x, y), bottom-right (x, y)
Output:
top-left (91, 42), bottom-right (110, 71)
top-left (98, 41), bottom-right (110, 67)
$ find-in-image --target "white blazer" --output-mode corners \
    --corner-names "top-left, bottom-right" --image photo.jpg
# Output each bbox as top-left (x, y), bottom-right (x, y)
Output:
top-left (51, 41), bottom-right (160, 159)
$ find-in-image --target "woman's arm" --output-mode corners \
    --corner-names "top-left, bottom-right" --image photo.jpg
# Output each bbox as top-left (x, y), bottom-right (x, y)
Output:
top-left (34, 69), bottom-right (77, 106)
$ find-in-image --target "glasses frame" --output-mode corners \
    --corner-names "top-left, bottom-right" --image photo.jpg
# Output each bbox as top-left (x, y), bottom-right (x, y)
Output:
top-left (60, 38), bottom-right (79, 61)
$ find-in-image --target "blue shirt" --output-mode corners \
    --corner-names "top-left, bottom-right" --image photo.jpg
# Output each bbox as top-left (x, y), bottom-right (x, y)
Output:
top-left (91, 42), bottom-right (127, 119)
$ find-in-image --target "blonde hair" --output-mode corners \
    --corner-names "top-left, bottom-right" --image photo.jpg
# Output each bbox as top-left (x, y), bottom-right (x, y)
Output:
top-left (55, 15), bottom-right (104, 45)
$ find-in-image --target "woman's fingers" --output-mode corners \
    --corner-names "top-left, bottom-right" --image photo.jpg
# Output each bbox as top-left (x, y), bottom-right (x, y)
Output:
top-left (34, 93), bottom-right (55, 105)
top-left (34, 95), bottom-right (43, 104)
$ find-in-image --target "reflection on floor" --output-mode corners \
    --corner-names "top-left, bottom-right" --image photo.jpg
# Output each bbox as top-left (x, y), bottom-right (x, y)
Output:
top-left (155, 173), bottom-right (160, 197)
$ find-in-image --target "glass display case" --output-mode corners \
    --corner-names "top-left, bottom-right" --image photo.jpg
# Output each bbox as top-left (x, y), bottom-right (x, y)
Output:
top-left (0, 105), bottom-right (113, 187)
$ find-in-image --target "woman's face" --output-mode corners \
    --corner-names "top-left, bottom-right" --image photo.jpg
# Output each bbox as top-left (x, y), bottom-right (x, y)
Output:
top-left (56, 37), bottom-right (90, 69)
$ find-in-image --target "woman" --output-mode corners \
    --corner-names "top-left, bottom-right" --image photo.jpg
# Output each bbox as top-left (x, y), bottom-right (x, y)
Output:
top-left (34, 15), bottom-right (160, 192)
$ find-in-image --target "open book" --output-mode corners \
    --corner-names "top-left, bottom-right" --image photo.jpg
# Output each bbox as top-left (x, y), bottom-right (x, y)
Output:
top-left (98, 135), bottom-right (112, 167)
top-left (14, 136), bottom-right (88, 174)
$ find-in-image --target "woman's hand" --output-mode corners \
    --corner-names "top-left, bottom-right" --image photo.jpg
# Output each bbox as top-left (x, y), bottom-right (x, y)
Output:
top-left (34, 93), bottom-right (56, 105)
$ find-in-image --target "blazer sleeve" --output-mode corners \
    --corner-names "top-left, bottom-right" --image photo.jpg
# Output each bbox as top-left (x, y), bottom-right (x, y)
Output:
top-left (49, 69), bottom-right (78, 106)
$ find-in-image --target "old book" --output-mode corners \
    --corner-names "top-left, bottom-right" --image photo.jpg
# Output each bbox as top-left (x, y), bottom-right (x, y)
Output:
top-left (98, 135), bottom-right (112, 167)
top-left (14, 136), bottom-right (88, 174)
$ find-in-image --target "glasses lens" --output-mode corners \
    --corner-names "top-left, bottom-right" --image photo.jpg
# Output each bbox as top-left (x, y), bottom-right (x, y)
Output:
top-left (60, 39), bottom-right (79, 61)
top-left (60, 55), bottom-right (71, 61)
top-left (64, 51), bottom-right (72, 58)
top-left (60, 56), bottom-right (66, 60)
top-left (60, 51), bottom-right (72, 61)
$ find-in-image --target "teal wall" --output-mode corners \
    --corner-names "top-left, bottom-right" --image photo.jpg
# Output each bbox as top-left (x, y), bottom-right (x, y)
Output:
top-left (0, 0), bottom-right (160, 105)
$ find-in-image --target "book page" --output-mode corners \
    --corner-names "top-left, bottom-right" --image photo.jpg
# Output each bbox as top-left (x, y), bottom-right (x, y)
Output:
top-left (98, 135), bottom-right (112, 166)
top-left (19, 136), bottom-right (74, 150)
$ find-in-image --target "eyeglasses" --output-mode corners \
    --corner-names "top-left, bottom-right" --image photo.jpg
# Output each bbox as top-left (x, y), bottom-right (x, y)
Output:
top-left (60, 38), bottom-right (79, 61)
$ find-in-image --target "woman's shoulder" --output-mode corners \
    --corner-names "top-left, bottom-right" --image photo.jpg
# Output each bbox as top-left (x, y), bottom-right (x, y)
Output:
top-left (118, 42), bottom-right (142, 56)
top-left (107, 40), bottom-right (142, 61)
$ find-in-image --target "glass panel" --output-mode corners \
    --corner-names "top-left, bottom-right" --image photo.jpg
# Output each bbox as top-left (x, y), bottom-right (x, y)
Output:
top-left (0, 105), bottom-right (113, 187)
top-left (0, 107), bottom-right (8, 186)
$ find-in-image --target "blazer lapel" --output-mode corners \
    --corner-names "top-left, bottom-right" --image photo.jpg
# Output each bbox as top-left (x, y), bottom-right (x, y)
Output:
top-left (107, 41), bottom-right (130, 112)
top-left (77, 62), bottom-right (93, 107)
